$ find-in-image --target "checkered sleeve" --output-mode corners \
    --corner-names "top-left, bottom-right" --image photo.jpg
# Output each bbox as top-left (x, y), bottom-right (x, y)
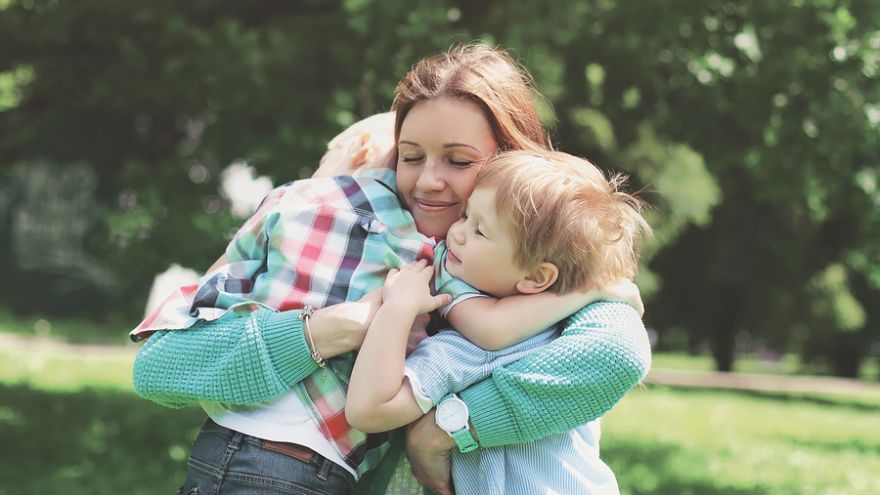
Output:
top-left (130, 186), bottom-right (289, 339)
top-left (184, 186), bottom-right (289, 321)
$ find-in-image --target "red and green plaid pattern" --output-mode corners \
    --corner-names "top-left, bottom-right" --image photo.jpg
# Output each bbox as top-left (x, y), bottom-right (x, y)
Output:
top-left (131, 170), bottom-right (435, 475)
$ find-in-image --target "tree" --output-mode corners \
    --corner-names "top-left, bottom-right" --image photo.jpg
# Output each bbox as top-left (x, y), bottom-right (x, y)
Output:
top-left (1, 0), bottom-right (877, 376)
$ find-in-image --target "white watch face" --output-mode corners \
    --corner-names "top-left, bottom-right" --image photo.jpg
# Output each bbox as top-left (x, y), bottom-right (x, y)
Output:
top-left (436, 397), bottom-right (468, 432)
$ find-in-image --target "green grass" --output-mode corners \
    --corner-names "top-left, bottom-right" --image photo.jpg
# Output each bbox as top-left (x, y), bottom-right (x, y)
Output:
top-left (0, 307), bottom-right (131, 345)
top-left (652, 351), bottom-right (880, 381)
top-left (0, 384), bottom-right (204, 495)
top-left (0, 343), bottom-right (136, 392)
top-left (602, 386), bottom-right (880, 495)
top-left (2, 337), bottom-right (879, 494)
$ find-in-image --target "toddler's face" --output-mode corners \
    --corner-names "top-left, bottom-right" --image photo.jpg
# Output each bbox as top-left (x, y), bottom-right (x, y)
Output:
top-left (444, 186), bottom-right (529, 298)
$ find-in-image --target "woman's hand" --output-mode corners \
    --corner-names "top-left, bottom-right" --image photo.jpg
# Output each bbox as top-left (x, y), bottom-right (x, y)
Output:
top-left (406, 411), bottom-right (455, 495)
top-left (307, 288), bottom-right (383, 358)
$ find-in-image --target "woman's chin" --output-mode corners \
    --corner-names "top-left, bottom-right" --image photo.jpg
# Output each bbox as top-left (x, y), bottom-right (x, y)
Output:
top-left (414, 218), bottom-right (455, 240)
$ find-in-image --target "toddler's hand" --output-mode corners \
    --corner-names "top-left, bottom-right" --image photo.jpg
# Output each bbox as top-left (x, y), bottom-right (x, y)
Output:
top-left (383, 260), bottom-right (452, 314)
top-left (313, 112), bottom-right (395, 178)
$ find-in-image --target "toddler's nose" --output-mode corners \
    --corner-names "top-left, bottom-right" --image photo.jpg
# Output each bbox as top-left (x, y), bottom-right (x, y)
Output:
top-left (449, 219), bottom-right (466, 244)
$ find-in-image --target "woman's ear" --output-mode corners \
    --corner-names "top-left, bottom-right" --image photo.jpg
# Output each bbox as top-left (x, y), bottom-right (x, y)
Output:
top-left (516, 262), bottom-right (559, 294)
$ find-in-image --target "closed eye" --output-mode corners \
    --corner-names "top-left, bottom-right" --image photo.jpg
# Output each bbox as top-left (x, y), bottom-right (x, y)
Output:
top-left (402, 155), bottom-right (424, 163)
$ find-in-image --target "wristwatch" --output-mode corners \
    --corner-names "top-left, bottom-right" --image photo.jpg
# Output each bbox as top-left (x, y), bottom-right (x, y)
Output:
top-left (435, 393), bottom-right (478, 453)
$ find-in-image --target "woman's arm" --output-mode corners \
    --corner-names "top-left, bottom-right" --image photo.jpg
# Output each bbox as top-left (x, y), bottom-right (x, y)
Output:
top-left (460, 301), bottom-right (650, 445)
top-left (133, 308), bottom-right (309, 408)
top-left (133, 292), bottom-right (382, 408)
top-left (406, 301), bottom-right (651, 492)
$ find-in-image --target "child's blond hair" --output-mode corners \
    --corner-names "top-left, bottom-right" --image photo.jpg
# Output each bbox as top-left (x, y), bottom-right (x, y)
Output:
top-left (477, 149), bottom-right (651, 292)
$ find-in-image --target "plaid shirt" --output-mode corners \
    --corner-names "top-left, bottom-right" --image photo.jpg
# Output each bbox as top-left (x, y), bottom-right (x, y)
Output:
top-left (131, 169), bottom-right (435, 475)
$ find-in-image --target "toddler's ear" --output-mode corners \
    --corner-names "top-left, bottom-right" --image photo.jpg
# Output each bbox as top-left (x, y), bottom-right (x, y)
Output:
top-left (516, 262), bottom-right (558, 294)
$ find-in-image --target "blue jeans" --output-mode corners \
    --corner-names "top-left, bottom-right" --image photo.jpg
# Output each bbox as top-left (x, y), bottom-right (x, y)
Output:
top-left (177, 418), bottom-right (356, 495)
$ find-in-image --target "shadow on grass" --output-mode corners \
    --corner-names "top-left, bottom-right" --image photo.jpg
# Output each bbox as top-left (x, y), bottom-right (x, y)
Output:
top-left (604, 438), bottom-right (777, 495)
top-left (650, 384), bottom-right (880, 412)
top-left (0, 383), bottom-right (204, 495)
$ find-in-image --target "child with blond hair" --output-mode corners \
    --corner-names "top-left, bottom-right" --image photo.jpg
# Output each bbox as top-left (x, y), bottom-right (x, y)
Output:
top-left (346, 149), bottom-right (651, 495)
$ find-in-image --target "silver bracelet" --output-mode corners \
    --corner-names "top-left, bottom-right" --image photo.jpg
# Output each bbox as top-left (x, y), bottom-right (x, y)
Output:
top-left (299, 305), bottom-right (327, 368)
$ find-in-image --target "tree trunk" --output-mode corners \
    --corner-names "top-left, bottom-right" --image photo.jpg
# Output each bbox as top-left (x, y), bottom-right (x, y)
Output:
top-left (710, 323), bottom-right (737, 372)
top-left (710, 289), bottom-right (743, 372)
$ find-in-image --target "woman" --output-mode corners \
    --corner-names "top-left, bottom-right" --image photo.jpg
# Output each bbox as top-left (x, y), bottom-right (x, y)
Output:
top-left (132, 44), bottom-right (651, 495)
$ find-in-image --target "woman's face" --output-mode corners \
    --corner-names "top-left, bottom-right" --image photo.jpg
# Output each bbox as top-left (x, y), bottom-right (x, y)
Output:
top-left (396, 98), bottom-right (498, 239)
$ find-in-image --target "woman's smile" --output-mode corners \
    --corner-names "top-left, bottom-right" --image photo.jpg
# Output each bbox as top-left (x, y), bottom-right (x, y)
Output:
top-left (415, 198), bottom-right (458, 212)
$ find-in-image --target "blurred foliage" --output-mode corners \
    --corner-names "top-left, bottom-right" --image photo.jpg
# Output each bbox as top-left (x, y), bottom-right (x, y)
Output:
top-left (0, 0), bottom-right (878, 374)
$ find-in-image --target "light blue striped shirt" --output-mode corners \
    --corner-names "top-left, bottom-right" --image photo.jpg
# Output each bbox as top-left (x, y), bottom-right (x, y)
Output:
top-left (405, 326), bottom-right (620, 495)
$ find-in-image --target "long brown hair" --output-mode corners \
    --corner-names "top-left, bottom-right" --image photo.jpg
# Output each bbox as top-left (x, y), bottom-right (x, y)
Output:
top-left (391, 43), bottom-right (551, 160)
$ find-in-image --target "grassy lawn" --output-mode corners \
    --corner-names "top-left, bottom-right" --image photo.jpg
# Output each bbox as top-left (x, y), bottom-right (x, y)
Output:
top-left (652, 352), bottom-right (880, 381)
top-left (602, 387), bottom-right (880, 495)
top-left (0, 307), bottom-right (133, 345)
top-left (1, 339), bottom-right (878, 494)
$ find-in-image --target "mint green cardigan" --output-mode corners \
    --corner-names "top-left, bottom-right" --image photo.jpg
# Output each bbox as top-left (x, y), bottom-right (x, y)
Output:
top-left (133, 301), bottom-right (650, 485)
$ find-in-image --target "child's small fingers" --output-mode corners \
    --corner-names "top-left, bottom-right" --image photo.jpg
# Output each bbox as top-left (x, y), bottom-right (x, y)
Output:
top-left (404, 259), bottom-right (427, 272)
top-left (350, 147), bottom-right (369, 167)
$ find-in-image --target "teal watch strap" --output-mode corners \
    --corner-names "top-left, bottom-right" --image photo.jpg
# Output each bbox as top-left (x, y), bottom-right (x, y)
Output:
top-left (450, 426), bottom-right (478, 453)
top-left (436, 393), bottom-right (479, 453)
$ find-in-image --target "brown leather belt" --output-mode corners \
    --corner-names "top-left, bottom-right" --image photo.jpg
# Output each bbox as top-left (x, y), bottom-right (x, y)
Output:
top-left (260, 440), bottom-right (316, 464)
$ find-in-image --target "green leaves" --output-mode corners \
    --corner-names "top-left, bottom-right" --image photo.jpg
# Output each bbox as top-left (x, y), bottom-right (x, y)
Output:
top-left (810, 263), bottom-right (866, 332)
top-left (0, 0), bottom-right (877, 373)
top-left (0, 65), bottom-right (34, 112)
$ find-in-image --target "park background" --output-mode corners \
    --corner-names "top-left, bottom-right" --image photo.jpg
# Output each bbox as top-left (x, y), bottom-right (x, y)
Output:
top-left (0, 0), bottom-right (878, 493)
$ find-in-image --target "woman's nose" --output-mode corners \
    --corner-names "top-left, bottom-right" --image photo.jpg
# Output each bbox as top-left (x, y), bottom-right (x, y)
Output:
top-left (415, 159), bottom-right (445, 191)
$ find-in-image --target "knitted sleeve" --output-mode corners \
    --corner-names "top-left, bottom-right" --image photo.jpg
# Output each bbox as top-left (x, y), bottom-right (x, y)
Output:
top-left (132, 307), bottom-right (319, 408)
top-left (459, 301), bottom-right (651, 448)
